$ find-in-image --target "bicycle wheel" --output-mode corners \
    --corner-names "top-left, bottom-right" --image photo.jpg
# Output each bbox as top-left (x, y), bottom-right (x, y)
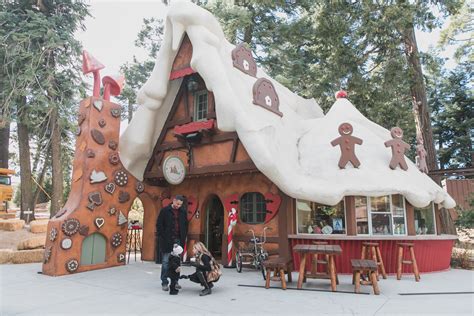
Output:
top-left (235, 252), bottom-right (242, 273)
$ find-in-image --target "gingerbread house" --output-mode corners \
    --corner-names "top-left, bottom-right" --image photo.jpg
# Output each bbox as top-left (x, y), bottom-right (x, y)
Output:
top-left (43, 1), bottom-right (456, 276)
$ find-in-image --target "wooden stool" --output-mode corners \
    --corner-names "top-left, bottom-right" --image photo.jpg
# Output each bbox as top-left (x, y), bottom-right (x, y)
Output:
top-left (351, 259), bottom-right (380, 295)
top-left (311, 241), bottom-right (329, 275)
top-left (263, 258), bottom-right (293, 290)
top-left (361, 242), bottom-right (387, 280)
top-left (396, 242), bottom-right (420, 281)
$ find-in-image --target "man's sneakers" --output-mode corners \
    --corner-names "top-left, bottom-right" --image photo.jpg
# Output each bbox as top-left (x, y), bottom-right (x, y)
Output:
top-left (162, 284), bottom-right (169, 291)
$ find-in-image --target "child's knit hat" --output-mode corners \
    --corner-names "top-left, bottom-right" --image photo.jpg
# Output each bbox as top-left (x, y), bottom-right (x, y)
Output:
top-left (172, 244), bottom-right (183, 256)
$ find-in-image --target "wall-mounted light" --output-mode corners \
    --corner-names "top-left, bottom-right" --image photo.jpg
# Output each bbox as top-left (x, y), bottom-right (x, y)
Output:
top-left (187, 76), bottom-right (199, 92)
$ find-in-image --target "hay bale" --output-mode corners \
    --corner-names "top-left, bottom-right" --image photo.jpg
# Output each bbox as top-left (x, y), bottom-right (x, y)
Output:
top-left (0, 219), bottom-right (25, 231)
top-left (10, 249), bottom-right (44, 264)
top-left (0, 249), bottom-right (13, 264)
top-left (17, 236), bottom-right (46, 250)
top-left (29, 220), bottom-right (49, 233)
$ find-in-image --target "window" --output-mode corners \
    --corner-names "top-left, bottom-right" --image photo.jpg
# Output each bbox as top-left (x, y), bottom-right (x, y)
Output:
top-left (355, 194), bottom-right (406, 236)
top-left (296, 200), bottom-right (346, 234)
top-left (240, 192), bottom-right (266, 224)
top-left (414, 203), bottom-right (436, 235)
top-left (194, 90), bottom-right (208, 121)
top-left (0, 176), bottom-right (11, 186)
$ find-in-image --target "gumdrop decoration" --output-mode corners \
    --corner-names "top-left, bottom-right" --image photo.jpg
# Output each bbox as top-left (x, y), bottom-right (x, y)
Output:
top-left (384, 127), bottom-right (410, 171)
top-left (331, 122), bottom-right (363, 169)
top-left (335, 90), bottom-right (348, 99)
top-left (252, 78), bottom-right (283, 117)
top-left (231, 43), bottom-right (257, 77)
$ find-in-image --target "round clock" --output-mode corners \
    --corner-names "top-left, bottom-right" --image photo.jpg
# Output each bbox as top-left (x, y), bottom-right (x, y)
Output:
top-left (162, 155), bottom-right (186, 185)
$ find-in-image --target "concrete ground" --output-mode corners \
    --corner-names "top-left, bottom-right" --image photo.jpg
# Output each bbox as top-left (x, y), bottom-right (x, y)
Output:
top-left (1, 259), bottom-right (473, 315)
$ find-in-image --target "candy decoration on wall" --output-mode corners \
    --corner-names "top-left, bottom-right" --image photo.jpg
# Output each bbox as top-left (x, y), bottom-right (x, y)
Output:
top-left (231, 43), bottom-right (257, 77)
top-left (94, 217), bottom-right (105, 229)
top-left (87, 149), bottom-right (96, 158)
top-left (93, 100), bottom-right (103, 112)
top-left (61, 238), bottom-right (73, 250)
top-left (49, 228), bottom-right (58, 242)
top-left (117, 211), bottom-right (127, 226)
top-left (90, 169), bottom-right (107, 184)
top-left (79, 225), bottom-right (89, 236)
top-left (62, 218), bottom-right (80, 236)
top-left (111, 232), bottom-right (123, 248)
top-left (108, 140), bottom-right (118, 150)
top-left (227, 207), bottom-right (238, 267)
top-left (65, 259), bottom-right (79, 273)
top-left (135, 181), bottom-right (145, 194)
top-left (91, 129), bottom-right (105, 145)
top-left (252, 78), bottom-right (283, 117)
top-left (117, 253), bottom-right (125, 263)
top-left (114, 170), bottom-right (128, 187)
top-left (108, 207), bottom-right (117, 216)
top-left (118, 191), bottom-right (130, 203)
top-left (98, 118), bottom-right (107, 128)
top-left (104, 182), bottom-right (116, 194)
top-left (331, 122), bottom-right (363, 169)
top-left (109, 153), bottom-right (120, 165)
top-left (416, 135), bottom-right (429, 173)
top-left (44, 246), bottom-right (52, 263)
top-left (384, 127), bottom-right (410, 171)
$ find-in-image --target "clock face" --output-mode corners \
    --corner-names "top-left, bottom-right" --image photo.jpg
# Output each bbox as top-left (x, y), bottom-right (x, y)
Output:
top-left (163, 156), bottom-right (186, 185)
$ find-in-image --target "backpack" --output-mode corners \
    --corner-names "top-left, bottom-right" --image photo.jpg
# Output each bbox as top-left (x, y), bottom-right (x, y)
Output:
top-left (205, 257), bottom-right (222, 283)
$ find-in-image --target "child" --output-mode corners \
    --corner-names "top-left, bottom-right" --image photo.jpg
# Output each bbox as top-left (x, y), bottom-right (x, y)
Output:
top-left (168, 244), bottom-right (183, 295)
top-left (181, 241), bottom-right (221, 296)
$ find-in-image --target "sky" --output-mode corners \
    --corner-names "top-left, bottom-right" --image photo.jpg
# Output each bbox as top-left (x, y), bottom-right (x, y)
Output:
top-left (76, 0), bottom-right (458, 86)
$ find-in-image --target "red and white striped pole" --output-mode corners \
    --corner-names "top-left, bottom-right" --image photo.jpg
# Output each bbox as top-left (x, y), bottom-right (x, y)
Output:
top-left (227, 208), bottom-right (238, 267)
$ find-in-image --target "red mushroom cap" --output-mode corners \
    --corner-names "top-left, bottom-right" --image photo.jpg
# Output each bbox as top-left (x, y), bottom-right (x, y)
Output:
top-left (102, 75), bottom-right (125, 96)
top-left (335, 90), bottom-right (348, 99)
top-left (82, 50), bottom-right (105, 75)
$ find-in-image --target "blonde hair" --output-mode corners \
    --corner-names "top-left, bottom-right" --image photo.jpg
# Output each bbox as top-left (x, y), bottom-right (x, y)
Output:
top-left (193, 241), bottom-right (212, 257)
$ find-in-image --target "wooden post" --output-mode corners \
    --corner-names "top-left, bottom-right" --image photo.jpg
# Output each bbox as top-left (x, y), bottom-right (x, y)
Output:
top-left (297, 253), bottom-right (306, 289)
top-left (397, 245), bottom-right (404, 280)
top-left (409, 246), bottom-right (421, 282)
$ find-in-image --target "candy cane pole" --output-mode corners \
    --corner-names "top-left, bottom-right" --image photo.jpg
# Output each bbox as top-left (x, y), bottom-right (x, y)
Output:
top-left (227, 208), bottom-right (237, 267)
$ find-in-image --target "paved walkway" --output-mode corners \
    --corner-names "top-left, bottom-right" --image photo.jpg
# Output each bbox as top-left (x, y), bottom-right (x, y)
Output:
top-left (1, 260), bottom-right (473, 315)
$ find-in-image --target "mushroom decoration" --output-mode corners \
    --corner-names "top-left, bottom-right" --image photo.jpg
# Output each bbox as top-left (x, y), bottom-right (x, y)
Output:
top-left (82, 50), bottom-right (105, 97)
top-left (335, 90), bottom-right (348, 99)
top-left (102, 75), bottom-right (125, 101)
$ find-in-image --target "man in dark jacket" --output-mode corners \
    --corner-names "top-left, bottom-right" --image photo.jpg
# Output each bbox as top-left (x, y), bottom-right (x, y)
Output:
top-left (156, 195), bottom-right (188, 291)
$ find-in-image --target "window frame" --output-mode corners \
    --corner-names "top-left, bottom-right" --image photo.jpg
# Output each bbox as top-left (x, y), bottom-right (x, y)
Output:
top-left (414, 203), bottom-right (437, 235)
top-left (193, 90), bottom-right (208, 122)
top-left (239, 192), bottom-right (266, 224)
top-left (295, 199), bottom-right (347, 235)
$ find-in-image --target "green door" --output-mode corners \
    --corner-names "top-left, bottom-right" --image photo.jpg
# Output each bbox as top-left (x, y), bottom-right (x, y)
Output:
top-left (81, 233), bottom-right (106, 265)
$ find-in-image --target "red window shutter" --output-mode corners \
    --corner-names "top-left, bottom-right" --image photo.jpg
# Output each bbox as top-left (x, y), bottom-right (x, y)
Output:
top-left (186, 196), bottom-right (199, 221)
top-left (223, 193), bottom-right (240, 216)
top-left (264, 192), bottom-right (281, 223)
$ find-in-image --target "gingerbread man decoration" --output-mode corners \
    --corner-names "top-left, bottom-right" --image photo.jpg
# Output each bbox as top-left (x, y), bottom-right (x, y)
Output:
top-left (384, 127), bottom-right (410, 170)
top-left (331, 122), bottom-right (363, 169)
top-left (416, 135), bottom-right (429, 173)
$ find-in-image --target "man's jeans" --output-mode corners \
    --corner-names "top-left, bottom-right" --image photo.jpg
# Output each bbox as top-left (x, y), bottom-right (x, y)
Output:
top-left (160, 252), bottom-right (170, 285)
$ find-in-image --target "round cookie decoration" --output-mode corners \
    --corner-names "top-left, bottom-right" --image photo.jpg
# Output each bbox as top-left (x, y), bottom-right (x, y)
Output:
top-left (135, 181), bottom-right (145, 194)
top-left (61, 218), bottom-right (80, 236)
top-left (61, 238), bottom-right (73, 250)
top-left (65, 259), bottom-right (79, 273)
top-left (111, 232), bottom-right (123, 248)
top-left (114, 170), bottom-right (128, 187)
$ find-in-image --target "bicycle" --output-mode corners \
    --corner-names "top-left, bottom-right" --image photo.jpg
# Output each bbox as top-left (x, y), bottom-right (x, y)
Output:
top-left (235, 227), bottom-right (271, 280)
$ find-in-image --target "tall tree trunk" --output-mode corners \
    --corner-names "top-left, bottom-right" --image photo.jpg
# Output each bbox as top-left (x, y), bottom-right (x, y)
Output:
top-left (17, 101), bottom-right (35, 222)
top-left (32, 145), bottom-right (51, 209)
top-left (0, 120), bottom-right (10, 168)
top-left (128, 99), bottom-right (133, 123)
top-left (50, 107), bottom-right (63, 217)
top-left (402, 26), bottom-right (438, 173)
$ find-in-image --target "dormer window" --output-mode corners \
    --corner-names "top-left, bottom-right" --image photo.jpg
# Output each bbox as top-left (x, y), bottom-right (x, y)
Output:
top-left (194, 90), bottom-right (208, 121)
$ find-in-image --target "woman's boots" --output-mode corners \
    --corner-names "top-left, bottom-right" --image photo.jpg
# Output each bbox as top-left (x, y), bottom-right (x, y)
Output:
top-left (197, 271), bottom-right (212, 296)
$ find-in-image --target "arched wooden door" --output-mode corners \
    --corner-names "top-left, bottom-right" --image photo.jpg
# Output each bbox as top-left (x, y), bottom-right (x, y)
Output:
top-left (81, 233), bottom-right (106, 265)
top-left (204, 195), bottom-right (224, 259)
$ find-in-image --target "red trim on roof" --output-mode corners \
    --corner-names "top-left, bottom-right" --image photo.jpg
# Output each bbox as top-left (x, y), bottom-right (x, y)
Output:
top-left (169, 67), bottom-right (195, 80)
top-left (174, 119), bottom-right (216, 135)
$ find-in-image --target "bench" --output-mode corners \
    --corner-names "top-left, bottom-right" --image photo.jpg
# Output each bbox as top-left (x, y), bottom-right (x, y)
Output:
top-left (351, 259), bottom-right (380, 295)
top-left (262, 258), bottom-right (293, 290)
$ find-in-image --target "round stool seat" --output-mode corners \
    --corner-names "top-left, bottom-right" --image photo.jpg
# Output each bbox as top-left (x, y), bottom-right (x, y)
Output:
top-left (362, 242), bottom-right (379, 246)
top-left (397, 242), bottom-right (414, 247)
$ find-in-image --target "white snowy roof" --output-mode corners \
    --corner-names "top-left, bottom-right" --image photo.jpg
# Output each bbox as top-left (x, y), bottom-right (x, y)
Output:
top-left (119, 1), bottom-right (455, 209)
